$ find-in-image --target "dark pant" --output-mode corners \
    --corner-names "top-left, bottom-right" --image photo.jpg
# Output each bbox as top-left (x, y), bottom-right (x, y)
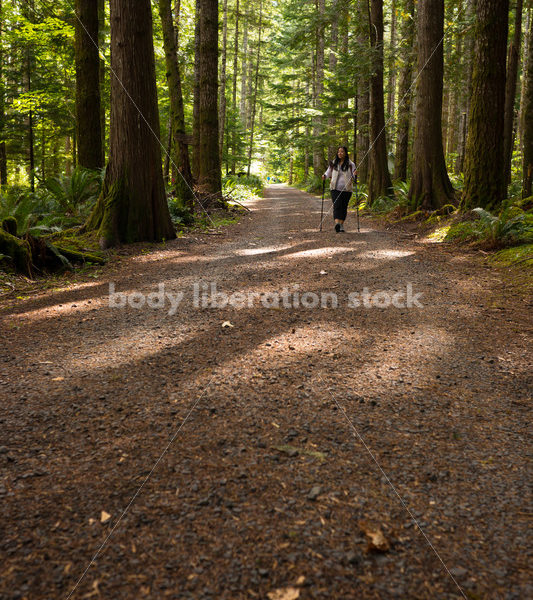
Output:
top-left (331, 190), bottom-right (352, 221)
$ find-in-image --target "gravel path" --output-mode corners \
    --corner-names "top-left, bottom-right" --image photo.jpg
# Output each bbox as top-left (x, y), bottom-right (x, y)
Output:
top-left (0, 184), bottom-right (531, 600)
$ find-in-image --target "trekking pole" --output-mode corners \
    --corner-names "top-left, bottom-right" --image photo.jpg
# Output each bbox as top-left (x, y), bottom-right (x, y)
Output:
top-left (319, 177), bottom-right (325, 232)
top-left (355, 177), bottom-right (360, 232)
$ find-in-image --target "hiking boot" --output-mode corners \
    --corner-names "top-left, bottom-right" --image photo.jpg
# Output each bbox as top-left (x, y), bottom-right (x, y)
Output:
top-left (335, 223), bottom-right (341, 233)
top-left (339, 224), bottom-right (345, 232)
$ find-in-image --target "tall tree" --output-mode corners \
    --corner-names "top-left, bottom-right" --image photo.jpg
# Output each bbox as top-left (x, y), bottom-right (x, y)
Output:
top-left (394, 0), bottom-right (415, 181)
top-left (74, 0), bottom-right (103, 169)
top-left (522, 11), bottom-right (533, 197)
top-left (158, 0), bottom-right (194, 208)
top-left (85, 0), bottom-right (175, 247)
top-left (197, 0), bottom-right (222, 197)
top-left (192, 0), bottom-right (201, 178)
top-left (247, 0), bottom-right (263, 176)
top-left (313, 0), bottom-right (325, 176)
top-left (368, 0), bottom-right (392, 203)
top-left (0, 0), bottom-right (7, 185)
top-left (219, 0), bottom-right (229, 161)
top-left (462, 0), bottom-right (509, 210)
top-left (409, 0), bottom-right (454, 209)
top-left (231, 0), bottom-right (240, 174)
top-left (503, 0), bottom-right (523, 187)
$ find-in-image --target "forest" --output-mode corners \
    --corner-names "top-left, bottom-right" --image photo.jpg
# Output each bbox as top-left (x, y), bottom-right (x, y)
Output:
top-left (0, 2), bottom-right (532, 600)
top-left (0, 0), bottom-right (532, 264)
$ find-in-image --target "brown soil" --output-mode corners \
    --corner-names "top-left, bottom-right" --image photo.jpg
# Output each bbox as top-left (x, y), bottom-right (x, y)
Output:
top-left (0, 184), bottom-right (531, 600)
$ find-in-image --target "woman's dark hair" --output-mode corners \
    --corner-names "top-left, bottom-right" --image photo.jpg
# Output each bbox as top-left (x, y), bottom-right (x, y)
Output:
top-left (331, 146), bottom-right (350, 171)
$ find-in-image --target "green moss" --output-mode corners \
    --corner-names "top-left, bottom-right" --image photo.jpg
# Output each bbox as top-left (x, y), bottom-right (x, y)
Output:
top-left (1, 216), bottom-right (18, 236)
top-left (0, 228), bottom-right (32, 275)
top-left (488, 244), bottom-right (533, 268)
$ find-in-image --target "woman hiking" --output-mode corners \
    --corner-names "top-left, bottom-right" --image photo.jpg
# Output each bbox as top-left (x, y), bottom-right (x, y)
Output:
top-left (322, 146), bottom-right (357, 232)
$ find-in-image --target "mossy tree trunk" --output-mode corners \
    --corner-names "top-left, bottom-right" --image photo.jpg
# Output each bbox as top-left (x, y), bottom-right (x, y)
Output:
top-left (368, 0), bottom-right (393, 204)
top-left (313, 0), bottom-right (325, 178)
top-left (522, 11), bottom-right (533, 198)
top-left (394, 0), bottom-right (415, 182)
top-left (85, 0), bottom-right (175, 248)
top-left (74, 0), bottom-right (103, 169)
top-left (409, 0), bottom-right (455, 210)
top-left (197, 0), bottom-right (222, 198)
top-left (462, 0), bottom-right (509, 210)
top-left (157, 0), bottom-right (194, 209)
top-left (0, 0), bottom-right (7, 186)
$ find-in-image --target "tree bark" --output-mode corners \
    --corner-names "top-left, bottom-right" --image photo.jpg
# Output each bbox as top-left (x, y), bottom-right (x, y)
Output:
top-left (158, 0), bottom-right (194, 208)
top-left (75, 0), bottom-right (103, 169)
top-left (522, 11), bottom-right (533, 197)
top-left (313, 0), bottom-right (325, 177)
top-left (219, 0), bottom-right (228, 163)
top-left (368, 0), bottom-right (392, 203)
top-left (409, 0), bottom-right (454, 210)
top-left (387, 0), bottom-right (397, 122)
top-left (328, 0), bottom-right (339, 160)
top-left (231, 0), bottom-right (240, 175)
top-left (85, 0), bottom-right (175, 247)
top-left (503, 0), bottom-right (523, 187)
top-left (247, 0), bottom-right (263, 176)
top-left (462, 0), bottom-right (509, 210)
top-left (394, 0), bottom-right (415, 181)
top-left (192, 0), bottom-right (201, 179)
top-left (98, 0), bottom-right (106, 164)
top-left (0, 0), bottom-right (7, 185)
top-left (240, 3), bottom-right (248, 126)
top-left (518, 8), bottom-right (531, 145)
top-left (197, 0), bottom-right (222, 197)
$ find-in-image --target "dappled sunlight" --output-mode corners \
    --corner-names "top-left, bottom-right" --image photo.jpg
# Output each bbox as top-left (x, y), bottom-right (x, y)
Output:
top-left (356, 249), bottom-right (416, 260)
top-left (283, 246), bottom-right (356, 259)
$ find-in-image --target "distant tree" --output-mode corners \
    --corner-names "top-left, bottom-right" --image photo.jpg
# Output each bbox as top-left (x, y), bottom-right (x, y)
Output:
top-left (368, 0), bottom-right (393, 203)
top-left (522, 10), bottom-right (533, 198)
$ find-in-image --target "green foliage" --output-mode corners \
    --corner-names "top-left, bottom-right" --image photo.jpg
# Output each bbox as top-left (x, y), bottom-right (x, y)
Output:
top-left (45, 167), bottom-right (103, 215)
top-left (167, 200), bottom-right (194, 226)
top-left (445, 205), bottom-right (533, 247)
top-left (223, 175), bottom-right (263, 204)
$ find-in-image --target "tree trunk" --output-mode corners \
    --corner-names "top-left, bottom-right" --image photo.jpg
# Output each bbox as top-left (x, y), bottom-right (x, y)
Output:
top-left (522, 11), bottom-right (533, 197)
top-left (85, 0), bottom-right (175, 247)
top-left (158, 0), bottom-right (194, 208)
top-left (75, 0), bottom-right (103, 169)
top-left (247, 0), bottom-right (263, 176)
top-left (328, 0), bottom-right (339, 160)
top-left (368, 0), bottom-right (392, 203)
top-left (0, 0), bottom-right (6, 185)
top-left (503, 0), bottom-right (523, 187)
top-left (408, 0), bottom-right (454, 210)
top-left (231, 0), bottom-right (239, 175)
top-left (387, 0), bottom-right (397, 122)
top-left (197, 0), bottom-right (222, 197)
top-left (457, 0), bottom-right (475, 174)
top-left (518, 8), bottom-right (531, 145)
top-left (219, 0), bottom-right (228, 162)
top-left (98, 0), bottom-right (106, 164)
top-left (240, 4), bottom-right (248, 125)
top-left (394, 0), bottom-right (415, 181)
top-left (313, 0), bottom-right (325, 177)
top-left (462, 0), bottom-right (509, 210)
top-left (192, 0), bottom-right (201, 179)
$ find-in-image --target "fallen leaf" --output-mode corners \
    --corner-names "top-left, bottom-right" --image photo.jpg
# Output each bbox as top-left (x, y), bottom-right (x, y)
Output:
top-left (358, 520), bottom-right (390, 553)
top-left (100, 511), bottom-right (111, 524)
top-left (267, 587), bottom-right (300, 600)
top-left (221, 321), bottom-right (234, 328)
top-left (296, 576), bottom-right (306, 585)
top-left (319, 270), bottom-right (327, 275)
top-left (52, 377), bottom-right (64, 382)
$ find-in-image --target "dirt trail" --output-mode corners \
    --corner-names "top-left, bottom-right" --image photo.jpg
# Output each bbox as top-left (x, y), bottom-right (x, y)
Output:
top-left (0, 184), bottom-right (531, 600)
